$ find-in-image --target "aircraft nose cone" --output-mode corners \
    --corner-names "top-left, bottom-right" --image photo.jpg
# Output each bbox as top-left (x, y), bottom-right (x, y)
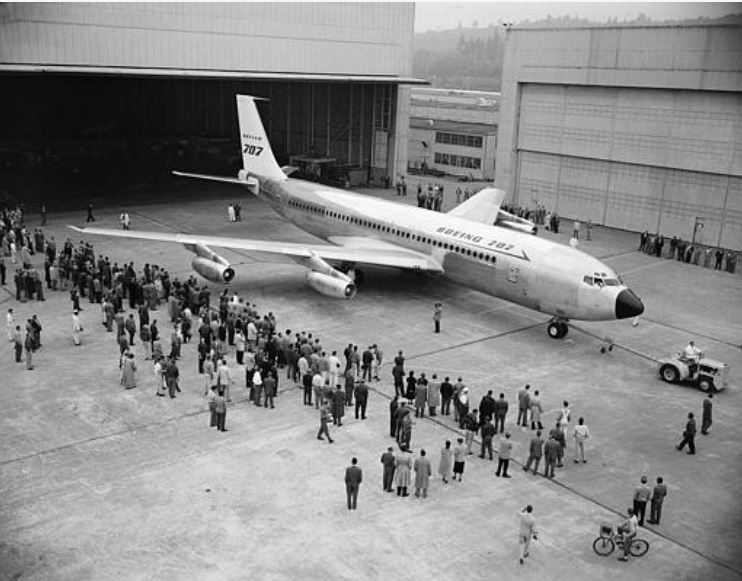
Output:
top-left (616, 288), bottom-right (644, 319)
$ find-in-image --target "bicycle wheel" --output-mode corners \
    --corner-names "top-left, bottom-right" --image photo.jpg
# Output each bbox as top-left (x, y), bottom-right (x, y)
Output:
top-left (592, 536), bottom-right (615, 556)
top-left (629, 538), bottom-right (649, 557)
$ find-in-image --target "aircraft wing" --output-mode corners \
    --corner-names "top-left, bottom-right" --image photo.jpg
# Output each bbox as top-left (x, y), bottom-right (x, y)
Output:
top-left (68, 227), bottom-right (444, 273)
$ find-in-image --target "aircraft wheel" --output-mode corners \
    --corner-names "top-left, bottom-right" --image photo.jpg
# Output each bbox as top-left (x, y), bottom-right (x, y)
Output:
top-left (660, 364), bottom-right (680, 384)
top-left (547, 321), bottom-right (567, 339)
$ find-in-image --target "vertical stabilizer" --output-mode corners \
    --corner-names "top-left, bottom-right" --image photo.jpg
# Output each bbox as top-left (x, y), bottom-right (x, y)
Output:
top-left (236, 95), bottom-right (286, 181)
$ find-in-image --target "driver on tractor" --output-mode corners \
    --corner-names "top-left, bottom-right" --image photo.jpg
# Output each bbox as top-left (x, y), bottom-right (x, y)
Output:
top-left (683, 340), bottom-right (703, 375)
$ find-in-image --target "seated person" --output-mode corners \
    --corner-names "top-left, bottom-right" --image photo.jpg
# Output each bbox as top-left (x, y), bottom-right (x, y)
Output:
top-left (683, 340), bottom-right (702, 374)
top-left (617, 507), bottom-right (638, 562)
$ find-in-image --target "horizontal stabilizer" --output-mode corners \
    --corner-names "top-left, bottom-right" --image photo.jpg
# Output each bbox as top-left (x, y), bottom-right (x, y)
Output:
top-left (172, 170), bottom-right (246, 185)
top-left (447, 188), bottom-right (505, 225)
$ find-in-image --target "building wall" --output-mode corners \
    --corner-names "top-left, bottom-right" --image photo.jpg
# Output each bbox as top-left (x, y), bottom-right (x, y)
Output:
top-left (0, 2), bottom-right (413, 77)
top-left (495, 24), bottom-right (742, 249)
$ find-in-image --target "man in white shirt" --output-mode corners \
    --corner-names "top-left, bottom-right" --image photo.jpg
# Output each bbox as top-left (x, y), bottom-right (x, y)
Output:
top-left (7, 308), bottom-right (14, 342)
top-left (684, 340), bottom-right (701, 362)
top-left (327, 351), bottom-right (341, 388)
top-left (518, 505), bottom-right (538, 565)
top-left (573, 417), bottom-right (590, 463)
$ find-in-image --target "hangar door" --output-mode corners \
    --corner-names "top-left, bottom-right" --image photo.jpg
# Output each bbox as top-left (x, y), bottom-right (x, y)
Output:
top-left (514, 84), bottom-right (742, 248)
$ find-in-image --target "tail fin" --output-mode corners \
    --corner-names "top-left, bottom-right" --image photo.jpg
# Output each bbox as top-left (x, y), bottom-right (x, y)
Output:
top-left (236, 95), bottom-right (286, 181)
top-left (447, 187), bottom-right (505, 224)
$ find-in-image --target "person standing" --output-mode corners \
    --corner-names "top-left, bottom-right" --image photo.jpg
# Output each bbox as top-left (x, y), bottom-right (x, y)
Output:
top-left (530, 390), bottom-right (544, 430)
top-left (389, 396), bottom-right (399, 438)
top-left (332, 385), bottom-right (345, 426)
top-left (701, 393), bottom-right (713, 435)
top-left (676, 412), bottom-right (697, 455)
top-left (413, 449), bottom-right (432, 498)
top-left (427, 374), bottom-right (440, 416)
top-left (6, 308), bottom-right (14, 342)
top-left (438, 440), bottom-right (453, 483)
top-left (433, 302), bottom-right (442, 333)
top-left (13, 325), bottom-right (23, 363)
top-left (317, 401), bottom-right (334, 443)
top-left (518, 505), bottom-right (538, 565)
top-left (648, 477), bottom-right (668, 525)
top-left (354, 380), bottom-right (368, 420)
top-left (464, 409), bottom-right (479, 454)
top-left (344, 457), bottom-right (362, 510)
top-left (480, 416), bottom-right (496, 460)
top-left (86, 202), bottom-right (95, 222)
top-left (495, 433), bottom-right (513, 478)
top-left (207, 385), bottom-right (218, 428)
top-left (517, 384), bottom-right (531, 427)
top-left (523, 430), bottom-right (544, 475)
top-left (24, 329), bottom-right (34, 370)
top-left (549, 422), bottom-right (566, 467)
top-left (414, 378), bottom-right (427, 418)
top-left (214, 388), bottom-right (227, 432)
top-left (72, 310), bottom-right (83, 346)
top-left (440, 376), bottom-right (453, 415)
top-left (493, 392), bottom-right (509, 434)
top-left (125, 314), bottom-right (137, 346)
top-left (452, 437), bottom-right (466, 482)
top-left (263, 372), bottom-right (276, 409)
top-left (543, 434), bottom-right (560, 478)
top-left (120, 352), bottom-right (137, 389)
top-left (381, 447), bottom-right (396, 492)
top-left (632, 476), bottom-right (652, 526)
top-left (394, 454), bottom-right (412, 497)
top-left (572, 417), bottom-right (590, 463)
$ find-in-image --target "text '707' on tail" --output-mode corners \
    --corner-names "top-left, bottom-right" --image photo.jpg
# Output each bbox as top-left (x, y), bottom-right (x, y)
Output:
top-left (236, 95), bottom-right (286, 182)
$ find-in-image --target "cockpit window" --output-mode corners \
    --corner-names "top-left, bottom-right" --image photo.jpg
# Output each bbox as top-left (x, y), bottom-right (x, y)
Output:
top-left (583, 276), bottom-right (593, 286)
top-left (603, 278), bottom-right (619, 286)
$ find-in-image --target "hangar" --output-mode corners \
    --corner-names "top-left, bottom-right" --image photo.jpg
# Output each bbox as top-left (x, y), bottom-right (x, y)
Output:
top-left (0, 3), bottom-right (423, 202)
top-left (495, 23), bottom-right (742, 250)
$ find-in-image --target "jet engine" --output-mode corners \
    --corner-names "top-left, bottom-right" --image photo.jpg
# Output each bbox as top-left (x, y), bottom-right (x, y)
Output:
top-left (496, 210), bottom-right (537, 235)
top-left (184, 243), bottom-right (235, 283)
top-left (302, 252), bottom-right (356, 299)
top-left (306, 271), bottom-right (356, 299)
top-left (191, 257), bottom-right (236, 283)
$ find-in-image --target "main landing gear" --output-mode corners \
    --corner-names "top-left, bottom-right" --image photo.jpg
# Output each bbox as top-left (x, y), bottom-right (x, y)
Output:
top-left (339, 263), bottom-right (364, 286)
top-left (547, 318), bottom-right (569, 339)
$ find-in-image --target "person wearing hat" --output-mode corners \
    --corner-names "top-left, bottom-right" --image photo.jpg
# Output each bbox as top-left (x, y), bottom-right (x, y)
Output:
top-left (72, 310), bottom-right (83, 346)
top-left (632, 476), bottom-right (652, 526)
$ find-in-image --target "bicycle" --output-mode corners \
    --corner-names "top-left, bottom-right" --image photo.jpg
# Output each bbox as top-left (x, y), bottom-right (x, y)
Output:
top-left (592, 523), bottom-right (649, 558)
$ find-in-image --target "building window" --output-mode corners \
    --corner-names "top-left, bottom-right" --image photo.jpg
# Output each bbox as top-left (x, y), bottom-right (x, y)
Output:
top-left (434, 152), bottom-right (482, 170)
top-left (435, 132), bottom-right (483, 149)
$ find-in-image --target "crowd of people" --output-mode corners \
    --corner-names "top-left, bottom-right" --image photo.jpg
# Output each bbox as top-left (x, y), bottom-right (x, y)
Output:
top-left (639, 230), bottom-right (737, 272)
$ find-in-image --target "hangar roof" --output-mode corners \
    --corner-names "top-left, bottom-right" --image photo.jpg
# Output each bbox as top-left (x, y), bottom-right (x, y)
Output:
top-left (0, 64), bottom-right (429, 85)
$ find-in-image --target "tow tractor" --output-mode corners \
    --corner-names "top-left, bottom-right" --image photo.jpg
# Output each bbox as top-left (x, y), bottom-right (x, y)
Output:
top-left (658, 352), bottom-right (729, 392)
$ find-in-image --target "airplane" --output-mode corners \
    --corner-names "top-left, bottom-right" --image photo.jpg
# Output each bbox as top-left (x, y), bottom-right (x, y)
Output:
top-left (70, 94), bottom-right (644, 339)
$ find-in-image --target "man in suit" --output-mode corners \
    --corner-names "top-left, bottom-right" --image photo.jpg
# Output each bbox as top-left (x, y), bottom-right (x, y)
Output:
top-left (543, 434), bottom-right (560, 478)
top-left (701, 394), bottom-right (713, 435)
top-left (345, 457), bottom-right (362, 510)
top-left (354, 380), bottom-right (368, 420)
top-left (676, 412), bottom-right (697, 454)
top-left (523, 430), bottom-right (544, 475)
top-left (648, 476), bottom-right (668, 525)
top-left (380, 447), bottom-right (396, 492)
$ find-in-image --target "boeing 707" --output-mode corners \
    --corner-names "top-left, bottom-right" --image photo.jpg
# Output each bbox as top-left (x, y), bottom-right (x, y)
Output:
top-left (70, 94), bottom-right (644, 338)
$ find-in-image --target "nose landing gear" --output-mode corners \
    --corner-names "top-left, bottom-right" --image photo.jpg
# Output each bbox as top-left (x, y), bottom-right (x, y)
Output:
top-left (547, 318), bottom-right (569, 339)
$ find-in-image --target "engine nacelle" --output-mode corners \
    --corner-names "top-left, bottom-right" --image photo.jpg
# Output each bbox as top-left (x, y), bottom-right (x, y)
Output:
top-left (496, 210), bottom-right (537, 235)
top-left (191, 257), bottom-right (236, 284)
top-left (184, 243), bottom-right (231, 267)
top-left (306, 271), bottom-right (356, 299)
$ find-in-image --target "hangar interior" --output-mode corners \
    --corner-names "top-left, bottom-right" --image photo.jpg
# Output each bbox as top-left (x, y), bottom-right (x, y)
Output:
top-left (0, 74), bottom-right (398, 201)
top-left (0, 2), bottom-right (417, 204)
